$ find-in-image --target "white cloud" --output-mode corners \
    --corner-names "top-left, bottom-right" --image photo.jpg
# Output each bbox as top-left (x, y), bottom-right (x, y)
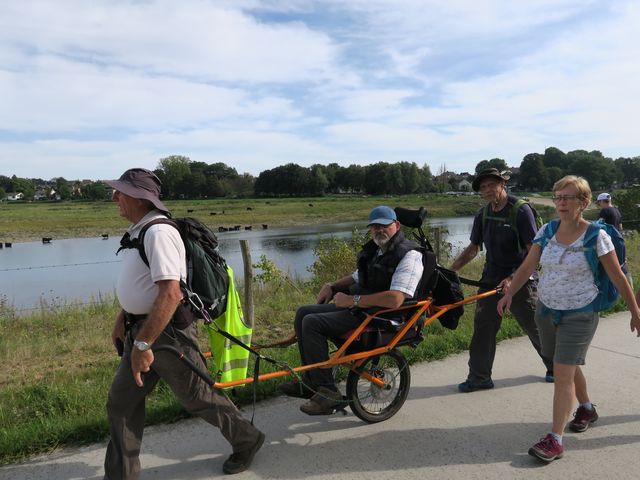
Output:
top-left (1, 0), bottom-right (639, 180)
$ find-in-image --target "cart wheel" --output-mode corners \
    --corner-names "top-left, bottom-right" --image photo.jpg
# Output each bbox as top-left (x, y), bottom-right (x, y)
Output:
top-left (346, 349), bottom-right (410, 423)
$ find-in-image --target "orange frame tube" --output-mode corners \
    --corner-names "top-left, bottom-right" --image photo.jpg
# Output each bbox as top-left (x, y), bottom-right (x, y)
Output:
top-left (209, 289), bottom-right (499, 390)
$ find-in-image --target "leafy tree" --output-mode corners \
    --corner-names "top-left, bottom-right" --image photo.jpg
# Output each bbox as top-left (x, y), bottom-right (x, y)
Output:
top-left (335, 164), bottom-right (365, 193)
top-left (384, 163), bottom-right (405, 194)
top-left (10, 176), bottom-right (35, 199)
top-left (309, 165), bottom-right (329, 196)
top-left (228, 173), bottom-right (255, 197)
top-left (254, 163), bottom-right (310, 196)
top-left (567, 150), bottom-right (618, 190)
top-left (156, 155), bottom-right (192, 198)
top-left (205, 162), bottom-right (239, 180)
top-left (54, 177), bottom-right (72, 200)
top-left (435, 163), bottom-right (448, 192)
top-left (519, 153), bottom-right (547, 190)
top-left (325, 163), bottom-right (342, 193)
top-left (543, 147), bottom-right (568, 171)
top-left (614, 186), bottom-right (640, 231)
top-left (84, 181), bottom-right (110, 200)
top-left (545, 167), bottom-right (564, 189)
top-left (614, 157), bottom-right (640, 186)
top-left (0, 175), bottom-right (10, 192)
top-left (0, 186), bottom-right (5, 200)
top-left (418, 164), bottom-right (434, 192)
top-left (475, 158), bottom-right (508, 174)
top-left (364, 162), bottom-right (391, 195)
top-left (395, 162), bottom-right (420, 194)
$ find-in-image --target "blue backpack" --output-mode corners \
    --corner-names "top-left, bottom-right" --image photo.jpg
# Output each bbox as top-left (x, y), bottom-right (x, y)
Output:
top-left (536, 218), bottom-right (626, 311)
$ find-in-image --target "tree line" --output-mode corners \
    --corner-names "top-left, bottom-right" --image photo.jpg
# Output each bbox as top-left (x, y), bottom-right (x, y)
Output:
top-left (514, 147), bottom-right (639, 191)
top-left (3, 147), bottom-right (640, 201)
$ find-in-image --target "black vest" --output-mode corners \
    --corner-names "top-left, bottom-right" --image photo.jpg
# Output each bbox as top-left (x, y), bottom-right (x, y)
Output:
top-left (355, 231), bottom-right (419, 295)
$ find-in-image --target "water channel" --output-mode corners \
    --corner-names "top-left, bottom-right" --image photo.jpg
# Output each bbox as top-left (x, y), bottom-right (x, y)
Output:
top-left (0, 217), bottom-right (474, 312)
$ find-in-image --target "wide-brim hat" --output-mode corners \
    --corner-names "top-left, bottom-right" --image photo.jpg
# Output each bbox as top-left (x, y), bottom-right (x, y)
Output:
top-left (472, 168), bottom-right (510, 191)
top-left (105, 168), bottom-right (169, 213)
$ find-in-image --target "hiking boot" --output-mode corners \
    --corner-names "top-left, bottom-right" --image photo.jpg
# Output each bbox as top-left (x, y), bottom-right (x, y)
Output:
top-left (223, 431), bottom-right (265, 475)
top-left (457, 378), bottom-right (494, 393)
top-left (528, 434), bottom-right (564, 462)
top-left (278, 377), bottom-right (315, 399)
top-left (299, 387), bottom-right (345, 415)
top-left (569, 405), bottom-right (598, 432)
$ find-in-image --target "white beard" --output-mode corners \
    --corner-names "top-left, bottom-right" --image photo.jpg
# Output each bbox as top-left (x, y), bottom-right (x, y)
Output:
top-left (373, 234), bottom-right (390, 248)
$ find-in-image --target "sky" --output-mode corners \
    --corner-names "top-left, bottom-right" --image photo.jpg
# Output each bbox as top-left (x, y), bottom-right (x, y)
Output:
top-left (1, 0), bottom-right (639, 181)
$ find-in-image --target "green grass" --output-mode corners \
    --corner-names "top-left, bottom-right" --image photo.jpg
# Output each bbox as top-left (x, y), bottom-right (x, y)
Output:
top-left (0, 194), bottom-right (486, 242)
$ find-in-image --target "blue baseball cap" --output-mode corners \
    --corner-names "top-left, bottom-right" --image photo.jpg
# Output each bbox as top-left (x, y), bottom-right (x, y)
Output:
top-left (367, 205), bottom-right (397, 226)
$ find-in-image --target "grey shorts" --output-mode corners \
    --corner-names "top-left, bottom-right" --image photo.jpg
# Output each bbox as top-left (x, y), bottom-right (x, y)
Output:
top-left (534, 301), bottom-right (599, 366)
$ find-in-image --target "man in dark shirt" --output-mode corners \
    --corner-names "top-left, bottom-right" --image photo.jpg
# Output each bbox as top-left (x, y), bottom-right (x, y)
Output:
top-left (450, 168), bottom-right (553, 392)
top-left (596, 192), bottom-right (631, 286)
top-left (596, 192), bottom-right (623, 231)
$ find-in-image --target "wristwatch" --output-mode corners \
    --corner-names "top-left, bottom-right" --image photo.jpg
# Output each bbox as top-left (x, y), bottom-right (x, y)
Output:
top-left (352, 294), bottom-right (361, 308)
top-left (133, 339), bottom-right (151, 352)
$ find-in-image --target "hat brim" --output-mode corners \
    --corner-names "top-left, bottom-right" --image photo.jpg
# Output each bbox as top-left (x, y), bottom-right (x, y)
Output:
top-left (472, 173), bottom-right (507, 191)
top-left (367, 218), bottom-right (395, 226)
top-left (105, 179), bottom-right (169, 213)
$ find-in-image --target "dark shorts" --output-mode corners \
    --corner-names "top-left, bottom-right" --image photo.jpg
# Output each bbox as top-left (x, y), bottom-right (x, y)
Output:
top-left (534, 301), bottom-right (599, 365)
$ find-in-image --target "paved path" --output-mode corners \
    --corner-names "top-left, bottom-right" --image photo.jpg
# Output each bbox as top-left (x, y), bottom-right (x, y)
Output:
top-left (2, 312), bottom-right (640, 480)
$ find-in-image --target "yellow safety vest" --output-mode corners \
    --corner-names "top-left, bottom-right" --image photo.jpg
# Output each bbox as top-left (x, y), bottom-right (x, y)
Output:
top-left (206, 266), bottom-right (252, 387)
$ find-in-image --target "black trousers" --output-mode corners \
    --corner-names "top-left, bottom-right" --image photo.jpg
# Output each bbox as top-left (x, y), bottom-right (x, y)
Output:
top-left (294, 304), bottom-right (364, 390)
top-left (467, 280), bottom-right (553, 382)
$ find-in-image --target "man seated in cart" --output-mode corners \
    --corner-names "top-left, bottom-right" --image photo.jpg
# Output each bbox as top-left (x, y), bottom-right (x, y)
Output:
top-left (278, 206), bottom-right (424, 415)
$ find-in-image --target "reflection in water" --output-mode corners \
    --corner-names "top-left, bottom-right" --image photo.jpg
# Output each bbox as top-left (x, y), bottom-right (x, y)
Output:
top-left (0, 218), bottom-right (473, 311)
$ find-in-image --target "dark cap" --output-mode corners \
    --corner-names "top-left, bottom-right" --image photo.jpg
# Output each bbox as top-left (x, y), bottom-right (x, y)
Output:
top-left (104, 168), bottom-right (169, 213)
top-left (472, 168), bottom-right (510, 191)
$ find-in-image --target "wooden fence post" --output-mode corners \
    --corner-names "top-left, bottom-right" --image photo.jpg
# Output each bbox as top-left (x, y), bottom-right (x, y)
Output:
top-left (239, 240), bottom-right (254, 328)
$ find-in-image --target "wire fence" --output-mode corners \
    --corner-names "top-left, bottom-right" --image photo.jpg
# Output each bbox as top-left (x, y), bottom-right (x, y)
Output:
top-left (0, 259), bottom-right (121, 273)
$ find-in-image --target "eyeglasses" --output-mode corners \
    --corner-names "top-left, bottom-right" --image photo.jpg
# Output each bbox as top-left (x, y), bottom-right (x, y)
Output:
top-left (551, 195), bottom-right (580, 202)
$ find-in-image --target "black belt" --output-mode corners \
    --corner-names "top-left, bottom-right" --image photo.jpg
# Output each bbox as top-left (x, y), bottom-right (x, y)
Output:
top-left (124, 311), bottom-right (147, 331)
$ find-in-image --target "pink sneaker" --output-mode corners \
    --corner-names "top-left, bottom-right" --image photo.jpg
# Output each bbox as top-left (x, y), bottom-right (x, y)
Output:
top-left (528, 434), bottom-right (564, 462)
top-left (569, 405), bottom-right (598, 432)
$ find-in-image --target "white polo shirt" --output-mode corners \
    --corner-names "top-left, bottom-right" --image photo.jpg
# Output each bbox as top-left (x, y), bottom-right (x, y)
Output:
top-left (116, 210), bottom-right (187, 314)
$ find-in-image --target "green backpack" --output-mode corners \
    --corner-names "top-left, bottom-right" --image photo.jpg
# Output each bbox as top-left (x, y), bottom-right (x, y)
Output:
top-left (482, 198), bottom-right (543, 253)
top-left (129, 216), bottom-right (229, 320)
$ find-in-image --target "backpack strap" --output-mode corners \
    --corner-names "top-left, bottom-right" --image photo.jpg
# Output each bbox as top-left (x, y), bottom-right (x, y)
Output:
top-left (533, 219), bottom-right (559, 251)
top-left (583, 222), bottom-right (603, 275)
top-left (135, 218), bottom-right (179, 267)
top-left (116, 216), bottom-right (188, 290)
top-left (482, 198), bottom-right (529, 254)
top-left (508, 198), bottom-right (526, 230)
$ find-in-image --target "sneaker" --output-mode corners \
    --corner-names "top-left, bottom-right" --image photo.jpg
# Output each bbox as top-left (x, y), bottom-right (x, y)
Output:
top-left (528, 434), bottom-right (564, 462)
top-left (545, 371), bottom-right (554, 383)
top-left (222, 431), bottom-right (265, 475)
top-left (569, 405), bottom-right (598, 432)
top-left (278, 377), bottom-right (315, 399)
top-left (299, 387), bottom-right (345, 415)
top-left (457, 378), bottom-right (494, 393)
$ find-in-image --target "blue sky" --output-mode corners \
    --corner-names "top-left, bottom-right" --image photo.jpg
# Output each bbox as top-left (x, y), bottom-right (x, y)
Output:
top-left (1, 0), bottom-right (639, 180)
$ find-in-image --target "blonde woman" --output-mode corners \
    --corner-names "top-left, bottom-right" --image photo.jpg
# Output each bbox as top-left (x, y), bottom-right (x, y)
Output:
top-left (497, 175), bottom-right (640, 462)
